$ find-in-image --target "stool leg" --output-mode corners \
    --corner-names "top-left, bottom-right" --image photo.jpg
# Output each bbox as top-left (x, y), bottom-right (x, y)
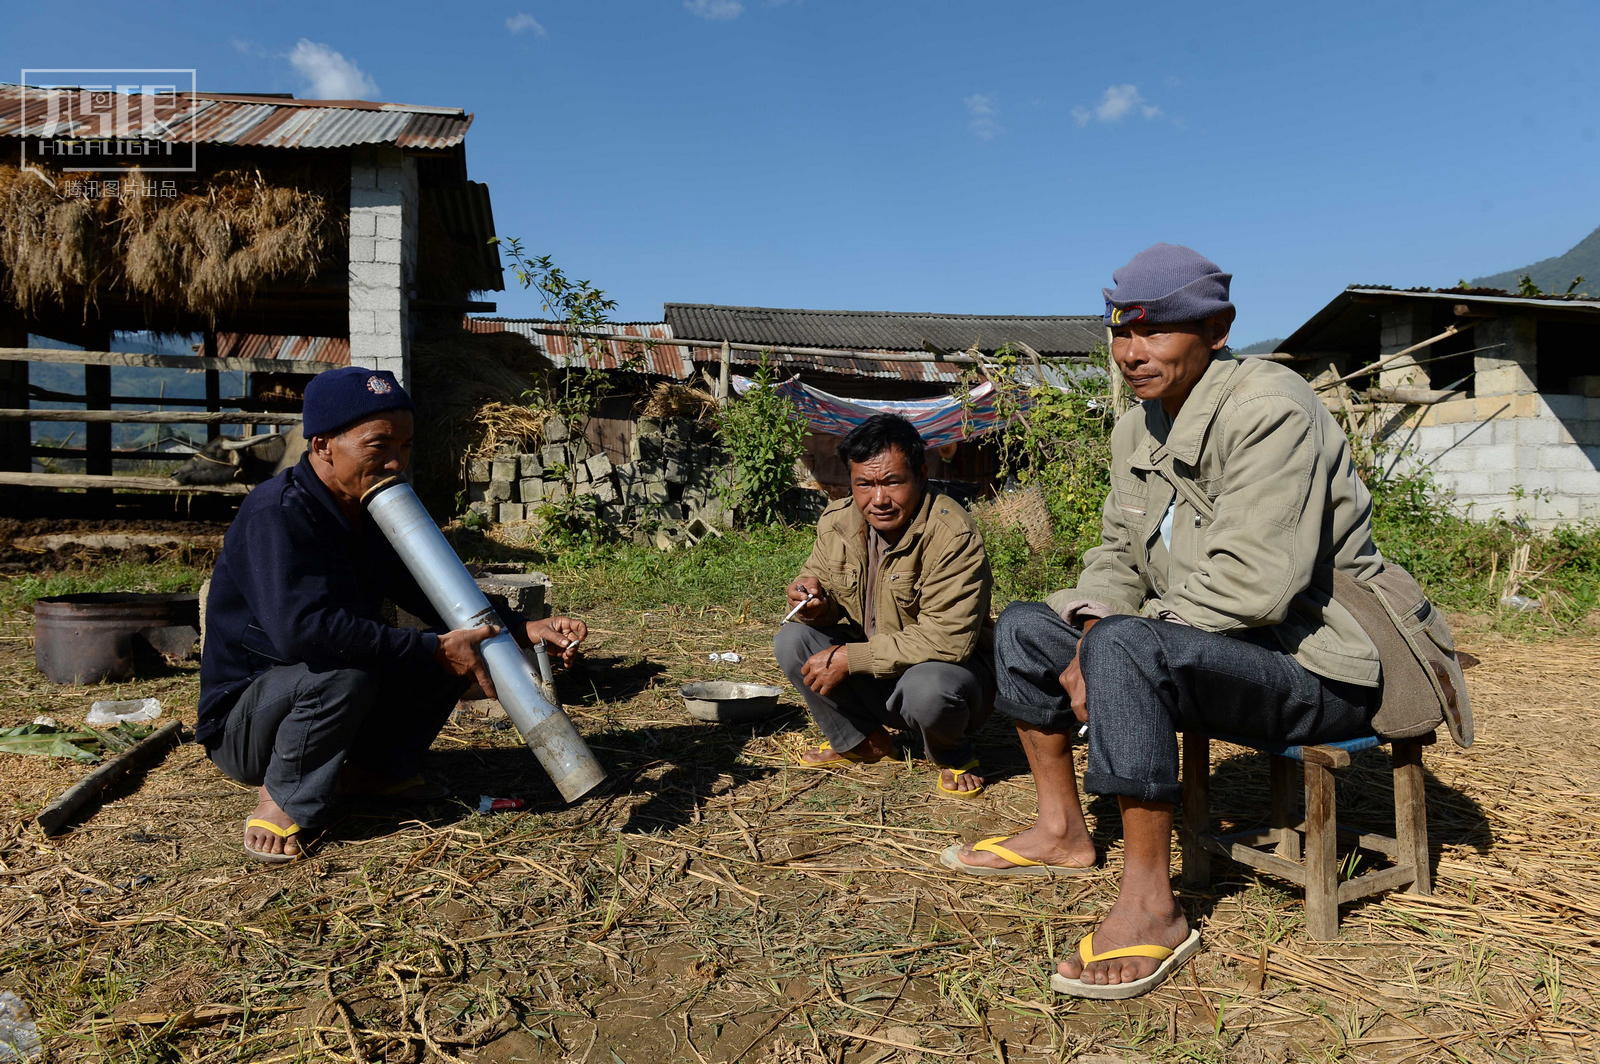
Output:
top-left (1392, 740), bottom-right (1431, 896)
top-left (1270, 754), bottom-right (1301, 861)
top-left (1303, 760), bottom-right (1339, 941)
top-left (1180, 731), bottom-right (1211, 889)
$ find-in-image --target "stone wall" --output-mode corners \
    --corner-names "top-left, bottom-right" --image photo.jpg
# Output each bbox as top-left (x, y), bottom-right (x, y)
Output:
top-left (466, 415), bottom-right (737, 547)
top-left (1390, 384), bottom-right (1600, 525)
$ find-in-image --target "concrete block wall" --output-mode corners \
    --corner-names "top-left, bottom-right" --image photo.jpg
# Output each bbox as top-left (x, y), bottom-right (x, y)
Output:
top-left (1396, 392), bottom-right (1600, 525)
top-left (348, 145), bottom-right (418, 389)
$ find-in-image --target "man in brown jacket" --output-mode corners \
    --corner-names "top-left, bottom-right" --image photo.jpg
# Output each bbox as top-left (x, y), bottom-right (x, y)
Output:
top-left (942, 244), bottom-right (1386, 1000)
top-left (776, 414), bottom-right (994, 798)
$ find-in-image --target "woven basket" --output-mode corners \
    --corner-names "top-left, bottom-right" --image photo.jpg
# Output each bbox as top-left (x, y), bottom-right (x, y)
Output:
top-left (980, 484), bottom-right (1055, 554)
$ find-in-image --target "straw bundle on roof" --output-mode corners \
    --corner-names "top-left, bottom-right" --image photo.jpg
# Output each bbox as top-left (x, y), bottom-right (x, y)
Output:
top-left (0, 162), bottom-right (342, 323)
top-left (120, 168), bottom-right (337, 318)
top-left (0, 165), bottom-right (119, 311)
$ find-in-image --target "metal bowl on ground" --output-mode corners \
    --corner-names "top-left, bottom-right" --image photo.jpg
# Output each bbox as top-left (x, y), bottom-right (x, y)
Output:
top-left (680, 681), bottom-right (785, 724)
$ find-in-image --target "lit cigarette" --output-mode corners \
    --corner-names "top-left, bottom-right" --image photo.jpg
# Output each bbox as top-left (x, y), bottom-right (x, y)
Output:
top-left (781, 592), bottom-right (815, 624)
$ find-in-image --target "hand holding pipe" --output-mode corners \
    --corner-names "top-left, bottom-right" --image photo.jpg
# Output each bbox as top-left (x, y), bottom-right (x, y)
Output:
top-left (362, 477), bottom-right (606, 802)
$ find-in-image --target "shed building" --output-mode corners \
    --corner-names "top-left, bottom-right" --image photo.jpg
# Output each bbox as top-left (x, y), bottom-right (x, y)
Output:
top-left (1278, 285), bottom-right (1600, 525)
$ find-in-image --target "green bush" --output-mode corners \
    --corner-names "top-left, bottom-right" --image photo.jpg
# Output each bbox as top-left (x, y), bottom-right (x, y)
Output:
top-left (715, 359), bottom-right (808, 526)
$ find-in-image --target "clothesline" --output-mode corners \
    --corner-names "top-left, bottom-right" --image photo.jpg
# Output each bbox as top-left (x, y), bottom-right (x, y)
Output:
top-left (732, 374), bottom-right (1030, 447)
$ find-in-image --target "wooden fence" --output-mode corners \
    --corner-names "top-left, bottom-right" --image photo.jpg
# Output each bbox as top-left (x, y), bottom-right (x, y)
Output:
top-left (0, 346), bottom-right (338, 495)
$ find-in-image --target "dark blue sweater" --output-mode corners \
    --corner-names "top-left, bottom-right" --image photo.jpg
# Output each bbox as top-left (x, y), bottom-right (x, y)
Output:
top-left (197, 455), bottom-right (445, 747)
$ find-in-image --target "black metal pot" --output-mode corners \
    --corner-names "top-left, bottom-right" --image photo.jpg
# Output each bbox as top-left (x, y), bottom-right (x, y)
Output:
top-left (33, 593), bottom-right (200, 685)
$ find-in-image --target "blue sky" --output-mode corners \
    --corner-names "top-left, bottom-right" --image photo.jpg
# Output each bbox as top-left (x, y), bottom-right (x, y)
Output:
top-left (5, 0), bottom-right (1598, 345)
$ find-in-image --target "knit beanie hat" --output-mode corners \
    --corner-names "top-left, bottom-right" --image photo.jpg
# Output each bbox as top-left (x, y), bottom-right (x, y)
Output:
top-left (302, 367), bottom-right (414, 438)
top-left (1103, 243), bottom-right (1234, 327)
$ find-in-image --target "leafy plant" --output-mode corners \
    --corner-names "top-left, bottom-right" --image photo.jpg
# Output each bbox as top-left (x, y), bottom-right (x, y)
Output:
top-left (492, 237), bottom-right (641, 427)
top-left (715, 357), bottom-right (807, 526)
top-left (960, 344), bottom-right (1117, 601)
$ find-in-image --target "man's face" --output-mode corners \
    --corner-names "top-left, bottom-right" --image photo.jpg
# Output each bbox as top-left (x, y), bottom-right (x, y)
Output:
top-left (1110, 312), bottom-right (1233, 412)
top-left (311, 410), bottom-right (414, 505)
top-left (849, 446), bottom-right (926, 538)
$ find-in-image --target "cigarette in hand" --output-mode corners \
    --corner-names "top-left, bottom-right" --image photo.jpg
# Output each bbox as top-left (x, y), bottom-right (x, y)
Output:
top-left (782, 590), bottom-right (816, 624)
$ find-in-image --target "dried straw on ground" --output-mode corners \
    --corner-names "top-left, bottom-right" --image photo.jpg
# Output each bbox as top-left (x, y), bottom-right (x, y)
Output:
top-left (2, 587), bottom-right (1595, 1063)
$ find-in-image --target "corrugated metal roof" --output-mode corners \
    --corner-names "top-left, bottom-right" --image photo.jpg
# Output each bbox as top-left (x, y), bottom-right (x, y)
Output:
top-left (665, 304), bottom-right (1104, 356)
top-left (1280, 284), bottom-right (1600, 353)
top-left (215, 333), bottom-right (350, 365)
top-left (464, 319), bottom-right (695, 377)
top-left (424, 181), bottom-right (503, 292)
top-left (463, 319), bottom-right (978, 383)
top-left (0, 83), bottom-right (472, 150)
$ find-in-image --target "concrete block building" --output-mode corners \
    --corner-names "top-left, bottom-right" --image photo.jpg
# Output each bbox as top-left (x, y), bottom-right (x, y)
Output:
top-left (1278, 286), bottom-right (1600, 526)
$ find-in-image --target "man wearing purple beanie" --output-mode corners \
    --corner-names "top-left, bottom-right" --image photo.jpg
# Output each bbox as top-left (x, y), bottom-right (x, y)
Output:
top-left (199, 366), bottom-right (587, 862)
top-left (942, 245), bottom-right (1390, 996)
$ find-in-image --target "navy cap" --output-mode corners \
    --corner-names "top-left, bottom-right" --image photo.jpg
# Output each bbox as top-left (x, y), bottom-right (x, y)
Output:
top-left (302, 367), bottom-right (415, 438)
top-left (1103, 243), bottom-right (1234, 327)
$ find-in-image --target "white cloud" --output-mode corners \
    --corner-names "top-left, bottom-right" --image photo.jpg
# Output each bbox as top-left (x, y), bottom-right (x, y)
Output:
top-left (686, 0), bottom-right (744, 19)
top-left (287, 40), bottom-right (379, 100)
top-left (1073, 84), bottom-right (1162, 126)
top-left (506, 12), bottom-right (547, 35)
top-left (964, 93), bottom-right (1003, 140)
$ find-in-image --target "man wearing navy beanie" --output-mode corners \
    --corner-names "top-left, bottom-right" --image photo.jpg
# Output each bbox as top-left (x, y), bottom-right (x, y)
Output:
top-left (944, 244), bottom-right (1417, 997)
top-left (199, 366), bottom-right (587, 862)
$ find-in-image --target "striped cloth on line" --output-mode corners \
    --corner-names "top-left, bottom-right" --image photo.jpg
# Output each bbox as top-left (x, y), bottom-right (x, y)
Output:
top-left (731, 375), bottom-right (1027, 447)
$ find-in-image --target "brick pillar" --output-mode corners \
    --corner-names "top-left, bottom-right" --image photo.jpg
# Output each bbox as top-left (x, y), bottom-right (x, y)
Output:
top-left (1473, 315), bottom-right (1537, 396)
top-left (348, 145), bottom-right (418, 390)
top-left (1378, 304), bottom-right (1433, 391)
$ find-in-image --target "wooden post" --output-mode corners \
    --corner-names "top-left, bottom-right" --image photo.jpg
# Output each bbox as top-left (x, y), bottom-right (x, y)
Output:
top-left (1392, 740), bottom-right (1431, 895)
top-left (0, 311), bottom-right (26, 474)
top-left (1270, 754), bottom-right (1301, 861)
top-left (1179, 730), bottom-right (1211, 889)
top-left (83, 327), bottom-right (113, 504)
top-left (718, 340), bottom-right (731, 405)
top-left (1303, 761), bottom-right (1340, 940)
top-left (203, 330), bottom-right (221, 442)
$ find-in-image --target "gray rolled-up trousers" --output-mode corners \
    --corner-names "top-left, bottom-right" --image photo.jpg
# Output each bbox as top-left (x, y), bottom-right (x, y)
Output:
top-left (993, 602), bottom-right (1376, 806)
top-left (774, 622), bottom-right (992, 768)
top-left (207, 661), bottom-right (469, 830)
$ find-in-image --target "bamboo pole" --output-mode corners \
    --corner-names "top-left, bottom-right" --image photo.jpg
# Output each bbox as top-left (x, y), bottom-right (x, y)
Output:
top-left (718, 340), bottom-right (731, 404)
top-left (37, 720), bottom-right (185, 835)
top-left (1105, 326), bottom-right (1126, 413)
top-left (0, 409), bottom-right (299, 424)
top-left (0, 471), bottom-right (250, 494)
top-left (0, 347), bottom-right (342, 375)
top-left (1313, 324), bottom-right (1468, 392)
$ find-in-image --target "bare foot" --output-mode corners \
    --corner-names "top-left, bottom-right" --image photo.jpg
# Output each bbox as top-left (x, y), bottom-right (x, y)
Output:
top-left (1056, 895), bottom-right (1189, 986)
top-left (938, 766), bottom-right (986, 795)
top-left (244, 786), bottom-right (301, 858)
top-left (955, 822), bottom-right (1096, 870)
top-left (800, 728), bottom-right (894, 766)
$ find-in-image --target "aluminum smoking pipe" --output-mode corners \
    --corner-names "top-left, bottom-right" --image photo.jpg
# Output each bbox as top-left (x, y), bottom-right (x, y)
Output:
top-left (362, 476), bottom-right (606, 803)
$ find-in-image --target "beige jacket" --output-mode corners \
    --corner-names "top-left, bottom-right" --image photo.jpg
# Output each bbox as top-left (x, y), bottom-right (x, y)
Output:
top-left (799, 491), bottom-right (994, 678)
top-left (1047, 356), bottom-right (1385, 686)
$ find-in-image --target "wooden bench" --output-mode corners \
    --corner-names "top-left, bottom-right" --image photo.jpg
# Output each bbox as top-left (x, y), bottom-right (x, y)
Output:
top-left (1179, 730), bottom-right (1434, 940)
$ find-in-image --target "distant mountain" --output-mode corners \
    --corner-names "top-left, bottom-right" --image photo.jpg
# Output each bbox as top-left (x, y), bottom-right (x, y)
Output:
top-left (1235, 337), bottom-right (1285, 355)
top-left (1469, 225), bottom-right (1600, 296)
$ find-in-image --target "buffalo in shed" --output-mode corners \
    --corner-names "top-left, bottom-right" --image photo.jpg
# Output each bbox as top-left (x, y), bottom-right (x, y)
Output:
top-left (170, 426), bottom-right (306, 486)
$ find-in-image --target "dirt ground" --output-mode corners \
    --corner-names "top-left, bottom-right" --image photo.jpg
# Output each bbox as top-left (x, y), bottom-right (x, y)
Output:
top-left (1, 560), bottom-right (1597, 1063)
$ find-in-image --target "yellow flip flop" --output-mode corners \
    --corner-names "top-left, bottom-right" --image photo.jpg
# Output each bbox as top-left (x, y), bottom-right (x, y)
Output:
top-left (938, 836), bottom-right (1096, 877)
top-left (934, 758), bottom-right (985, 800)
top-left (243, 818), bottom-right (304, 864)
top-left (1049, 928), bottom-right (1203, 999)
top-left (795, 739), bottom-right (882, 768)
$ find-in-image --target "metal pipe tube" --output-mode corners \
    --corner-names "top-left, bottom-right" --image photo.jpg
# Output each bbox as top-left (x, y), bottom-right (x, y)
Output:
top-left (361, 477), bottom-right (606, 802)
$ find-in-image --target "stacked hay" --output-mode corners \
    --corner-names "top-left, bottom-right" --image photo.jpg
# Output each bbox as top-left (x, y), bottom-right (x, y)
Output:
top-left (0, 162), bottom-right (341, 323)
